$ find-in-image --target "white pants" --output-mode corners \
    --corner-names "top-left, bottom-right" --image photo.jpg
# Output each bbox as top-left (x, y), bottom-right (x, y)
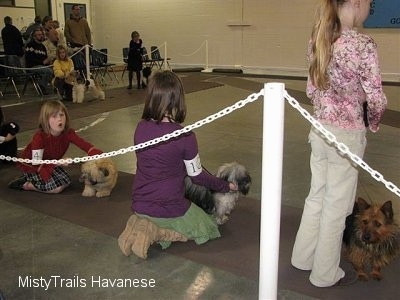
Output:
top-left (291, 125), bottom-right (366, 287)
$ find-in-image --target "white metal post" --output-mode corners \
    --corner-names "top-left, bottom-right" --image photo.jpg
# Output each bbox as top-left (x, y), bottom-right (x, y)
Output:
top-left (85, 44), bottom-right (90, 77)
top-left (259, 82), bottom-right (285, 300)
top-left (201, 40), bottom-right (213, 73)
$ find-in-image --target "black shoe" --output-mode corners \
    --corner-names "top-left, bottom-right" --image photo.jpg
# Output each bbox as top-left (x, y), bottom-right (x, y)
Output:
top-left (8, 176), bottom-right (27, 190)
top-left (141, 82), bottom-right (147, 88)
top-left (127, 85), bottom-right (132, 90)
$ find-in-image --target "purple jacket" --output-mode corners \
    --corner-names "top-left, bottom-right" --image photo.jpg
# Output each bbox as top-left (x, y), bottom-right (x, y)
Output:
top-left (132, 120), bottom-right (230, 218)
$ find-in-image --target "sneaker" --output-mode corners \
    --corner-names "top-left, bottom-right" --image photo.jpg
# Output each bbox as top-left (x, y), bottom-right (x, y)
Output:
top-left (333, 269), bottom-right (358, 287)
top-left (8, 176), bottom-right (27, 190)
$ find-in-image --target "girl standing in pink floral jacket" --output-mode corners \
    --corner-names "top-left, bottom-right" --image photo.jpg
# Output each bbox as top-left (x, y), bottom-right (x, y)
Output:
top-left (291, 0), bottom-right (387, 288)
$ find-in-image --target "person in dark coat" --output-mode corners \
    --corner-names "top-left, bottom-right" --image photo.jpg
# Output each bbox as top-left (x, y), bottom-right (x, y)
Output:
top-left (1, 16), bottom-right (24, 57)
top-left (127, 31), bottom-right (146, 89)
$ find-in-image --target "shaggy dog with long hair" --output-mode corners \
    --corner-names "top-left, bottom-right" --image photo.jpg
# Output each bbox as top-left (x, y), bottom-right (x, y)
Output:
top-left (184, 162), bottom-right (251, 224)
top-left (72, 73), bottom-right (105, 103)
top-left (80, 158), bottom-right (118, 197)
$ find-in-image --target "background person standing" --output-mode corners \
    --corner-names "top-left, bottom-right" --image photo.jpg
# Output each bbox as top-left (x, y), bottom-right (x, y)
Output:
top-left (1, 16), bottom-right (24, 57)
top-left (64, 4), bottom-right (92, 48)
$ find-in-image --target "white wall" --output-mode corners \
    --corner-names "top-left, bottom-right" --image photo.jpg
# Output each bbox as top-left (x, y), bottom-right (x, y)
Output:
top-left (0, 0), bottom-right (35, 30)
top-left (88, 0), bottom-right (399, 81)
top-left (2, 0), bottom-right (399, 81)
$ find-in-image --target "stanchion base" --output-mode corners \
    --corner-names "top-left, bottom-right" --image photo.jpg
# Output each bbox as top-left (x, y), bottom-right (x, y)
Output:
top-left (201, 68), bottom-right (214, 73)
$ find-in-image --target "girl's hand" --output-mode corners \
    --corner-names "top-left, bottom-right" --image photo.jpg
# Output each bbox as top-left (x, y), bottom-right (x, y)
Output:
top-left (229, 182), bottom-right (238, 191)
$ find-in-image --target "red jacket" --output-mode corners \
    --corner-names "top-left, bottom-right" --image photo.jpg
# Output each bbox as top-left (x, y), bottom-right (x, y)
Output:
top-left (18, 128), bottom-right (102, 181)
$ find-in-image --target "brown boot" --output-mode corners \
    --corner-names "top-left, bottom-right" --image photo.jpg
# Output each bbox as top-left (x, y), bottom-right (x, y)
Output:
top-left (118, 214), bottom-right (188, 259)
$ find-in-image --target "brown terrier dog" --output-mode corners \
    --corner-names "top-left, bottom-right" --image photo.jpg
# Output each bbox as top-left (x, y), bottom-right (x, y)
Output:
top-left (343, 197), bottom-right (400, 281)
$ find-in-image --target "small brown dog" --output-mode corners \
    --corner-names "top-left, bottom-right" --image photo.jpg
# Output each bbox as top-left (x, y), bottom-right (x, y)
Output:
top-left (80, 158), bottom-right (118, 197)
top-left (343, 197), bottom-right (400, 281)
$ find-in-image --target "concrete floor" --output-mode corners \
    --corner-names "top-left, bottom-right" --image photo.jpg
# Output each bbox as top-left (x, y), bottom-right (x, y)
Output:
top-left (0, 71), bottom-right (399, 300)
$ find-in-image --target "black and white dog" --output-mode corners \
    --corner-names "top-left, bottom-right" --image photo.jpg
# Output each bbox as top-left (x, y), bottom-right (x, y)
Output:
top-left (184, 162), bottom-right (251, 225)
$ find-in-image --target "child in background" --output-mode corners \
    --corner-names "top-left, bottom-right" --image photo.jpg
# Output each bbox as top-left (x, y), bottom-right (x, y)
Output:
top-left (0, 107), bottom-right (19, 165)
top-left (127, 31), bottom-right (145, 89)
top-left (8, 100), bottom-right (102, 193)
top-left (131, 70), bottom-right (238, 248)
top-left (53, 44), bottom-right (74, 101)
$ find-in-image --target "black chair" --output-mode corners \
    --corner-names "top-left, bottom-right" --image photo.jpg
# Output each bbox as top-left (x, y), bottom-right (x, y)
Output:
top-left (121, 47), bottom-right (129, 79)
top-left (150, 46), bottom-right (171, 70)
top-left (142, 47), bottom-right (156, 69)
top-left (71, 51), bottom-right (87, 80)
top-left (99, 48), bottom-right (118, 83)
top-left (90, 49), bottom-right (105, 82)
top-left (1, 55), bottom-right (43, 98)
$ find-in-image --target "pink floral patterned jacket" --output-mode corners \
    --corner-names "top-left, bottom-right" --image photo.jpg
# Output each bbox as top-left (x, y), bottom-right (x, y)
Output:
top-left (306, 29), bottom-right (387, 132)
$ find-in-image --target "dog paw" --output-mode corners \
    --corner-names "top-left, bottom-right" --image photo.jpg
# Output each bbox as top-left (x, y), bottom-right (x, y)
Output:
top-left (96, 191), bottom-right (111, 198)
top-left (357, 272), bottom-right (369, 281)
top-left (370, 271), bottom-right (382, 281)
top-left (216, 215), bottom-right (229, 225)
top-left (82, 186), bottom-right (96, 197)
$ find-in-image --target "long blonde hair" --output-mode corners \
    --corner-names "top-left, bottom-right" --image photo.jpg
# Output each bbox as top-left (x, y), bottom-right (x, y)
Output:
top-left (309, 0), bottom-right (345, 90)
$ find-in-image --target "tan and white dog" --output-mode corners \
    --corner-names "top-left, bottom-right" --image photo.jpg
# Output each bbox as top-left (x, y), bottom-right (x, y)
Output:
top-left (80, 158), bottom-right (118, 197)
top-left (72, 72), bottom-right (105, 103)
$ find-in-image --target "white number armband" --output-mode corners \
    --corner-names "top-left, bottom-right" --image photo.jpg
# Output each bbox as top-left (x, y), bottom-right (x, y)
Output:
top-left (184, 154), bottom-right (202, 176)
top-left (32, 149), bottom-right (44, 165)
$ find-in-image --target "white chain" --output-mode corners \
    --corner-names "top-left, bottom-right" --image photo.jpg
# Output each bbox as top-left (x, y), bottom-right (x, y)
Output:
top-left (0, 90), bottom-right (263, 165)
top-left (1, 87), bottom-right (398, 198)
top-left (283, 90), bottom-right (400, 198)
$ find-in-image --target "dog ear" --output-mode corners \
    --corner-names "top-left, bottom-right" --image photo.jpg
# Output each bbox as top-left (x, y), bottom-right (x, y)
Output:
top-left (99, 167), bottom-right (110, 177)
top-left (380, 201), bottom-right (394, 223)
top-left (355, 197), bottom-right (370, 212)
top-left (238, 174), bottom-right (252, 195)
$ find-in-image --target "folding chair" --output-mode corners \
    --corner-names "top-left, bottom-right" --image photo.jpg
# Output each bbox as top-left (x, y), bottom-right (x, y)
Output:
top-left (121, 47), bottom-right (129, 79)
top-left (100, 48), bottom-right (119, 83)
top-left (90, 49), bottom-right (105, 82)
top-left (141, 47), bottom-right (155, 69)
top-left (150, 46), bottom-right (171, 70)
top-left (2, 55), bottom-right (43, 98)
top-left (71, 51), bottom-right (87, 80)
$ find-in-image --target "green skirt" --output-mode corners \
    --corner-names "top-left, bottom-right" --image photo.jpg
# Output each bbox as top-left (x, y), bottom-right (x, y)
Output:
top-left (136, 203), bottom-right (220, 249)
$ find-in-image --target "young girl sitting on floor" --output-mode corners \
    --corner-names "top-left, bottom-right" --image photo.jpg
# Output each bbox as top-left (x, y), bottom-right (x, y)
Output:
top-left (8, 100), bottom-right (102, 193)
top-left (131, 70), bottom-right (238, 248)
top-left (53, 44), bottom-right (74, 101)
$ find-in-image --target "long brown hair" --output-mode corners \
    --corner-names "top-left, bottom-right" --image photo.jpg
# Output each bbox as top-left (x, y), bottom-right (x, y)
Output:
top-left (309, 0), bottom-right (345, 90)
top-left (141, 71), bottom-right (186, 123)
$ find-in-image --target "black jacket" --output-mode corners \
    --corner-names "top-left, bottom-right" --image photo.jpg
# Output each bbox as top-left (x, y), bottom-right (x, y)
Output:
top-left (1, 24), bottom-right (24, 56)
